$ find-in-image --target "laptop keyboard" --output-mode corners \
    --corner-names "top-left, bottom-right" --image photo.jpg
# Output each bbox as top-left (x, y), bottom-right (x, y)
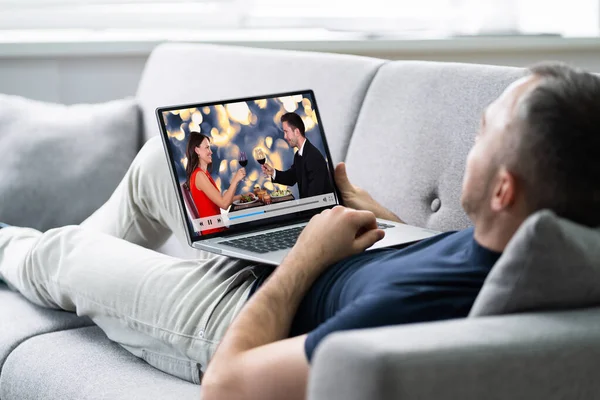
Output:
top-left (219, 222), bottom-right (395, 254)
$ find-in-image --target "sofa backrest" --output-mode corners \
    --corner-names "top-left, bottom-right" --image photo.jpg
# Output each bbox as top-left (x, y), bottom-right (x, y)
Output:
top-left (346, 61), bottom-right (525, 231)
top-left (137, 43), bottom-right (529, 235)
top-left (136, 43), bottom-right (384, 165)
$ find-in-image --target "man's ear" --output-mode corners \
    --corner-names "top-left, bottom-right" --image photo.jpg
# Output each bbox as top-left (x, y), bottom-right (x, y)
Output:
top-left (491, 167), bottom-right (517, 211)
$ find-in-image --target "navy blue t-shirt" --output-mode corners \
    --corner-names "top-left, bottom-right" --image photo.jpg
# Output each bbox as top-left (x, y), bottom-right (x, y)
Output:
top-left (251, 227), bottom-right (501, 360)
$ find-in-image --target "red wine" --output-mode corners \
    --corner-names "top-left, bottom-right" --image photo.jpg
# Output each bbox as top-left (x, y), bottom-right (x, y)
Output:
top-left (239, 160), bottom-right (248, 167)
top-left (257, 158), bottom-right (266, 165)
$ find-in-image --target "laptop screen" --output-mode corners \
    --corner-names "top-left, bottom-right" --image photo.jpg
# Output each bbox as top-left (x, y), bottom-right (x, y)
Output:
top-left (156, 90), bottom-right (341, 242)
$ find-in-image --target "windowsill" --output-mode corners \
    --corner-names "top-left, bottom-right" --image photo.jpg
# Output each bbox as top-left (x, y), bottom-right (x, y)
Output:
top-left (1, 29), bottom-right (600, 58)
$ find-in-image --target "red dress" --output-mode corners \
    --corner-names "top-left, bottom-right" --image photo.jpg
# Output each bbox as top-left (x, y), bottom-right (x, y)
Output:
top-left (190, 168), bottom-right (226, 235)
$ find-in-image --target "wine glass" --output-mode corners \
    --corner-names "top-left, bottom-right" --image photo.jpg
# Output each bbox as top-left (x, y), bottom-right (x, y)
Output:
top-left (254, 148), bottom-right (269, 178)
top-left (239, 151), bottom-right (248, 168)
top-left (254, 148), bottom-right (266, 166)
top-left (238, 151), bottom-right (248, 182)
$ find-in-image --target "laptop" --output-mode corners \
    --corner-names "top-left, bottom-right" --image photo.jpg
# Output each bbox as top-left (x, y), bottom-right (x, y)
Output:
top-left (156, 90), bottom-right (439, 266)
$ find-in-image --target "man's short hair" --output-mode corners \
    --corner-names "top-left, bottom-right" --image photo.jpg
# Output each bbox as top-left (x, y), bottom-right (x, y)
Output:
top-left (281, 112), bottom-right (305, 137)
top-left (510, 62), bottom-right (600, 227)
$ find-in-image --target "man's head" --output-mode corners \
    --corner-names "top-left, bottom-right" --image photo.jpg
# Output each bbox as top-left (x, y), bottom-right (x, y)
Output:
top-left (461, 63), bottom-right (600, 248)
top-left (281, 112), bottom-right (306, 148)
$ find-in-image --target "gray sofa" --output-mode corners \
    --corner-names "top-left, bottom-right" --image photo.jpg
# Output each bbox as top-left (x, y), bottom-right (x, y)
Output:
top-left (0, 43), bottom-right (596, 399)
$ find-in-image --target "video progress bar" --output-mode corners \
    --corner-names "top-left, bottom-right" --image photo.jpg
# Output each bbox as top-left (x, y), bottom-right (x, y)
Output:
top-left (228, 210), bottom-right (265, 220)
top-left (227, 200), bottom-right (321, 221)
top-left (264, 200), bottom-right (320, 213)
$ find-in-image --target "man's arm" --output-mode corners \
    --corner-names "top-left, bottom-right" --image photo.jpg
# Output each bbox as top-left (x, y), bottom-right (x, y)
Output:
top-left (264, 159), bottom-right (297, 187)
top-left (272, 167), bottom-right (297, 186)
top-left (201, 253), bottom-right (311, 400)
top-left (202, 207), bottom-right (385, 400)
top-left (334, 162), bottom-right (405, 224)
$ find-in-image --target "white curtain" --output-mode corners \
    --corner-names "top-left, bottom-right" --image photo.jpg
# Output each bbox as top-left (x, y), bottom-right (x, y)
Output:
top-left (0, 0), bottom-right (596, 36)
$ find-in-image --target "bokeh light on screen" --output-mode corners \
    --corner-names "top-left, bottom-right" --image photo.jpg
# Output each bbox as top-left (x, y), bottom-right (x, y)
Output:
top-left (188, 122), bottom-right (200, 132)
top-left (179, 109), bottom-right (191, 121)
top-left (226, 102), bottom-right (251, 125)
top-left (219, 159), bottom-right (228, 174)
top-left (303, 116), bottom-right (315, 131)
top-left (279, 96), bottom-right (299, 112)
top-left (191, 110), bottom-right (203, 122)
top-left (163, 92), bottom-right (327, 201)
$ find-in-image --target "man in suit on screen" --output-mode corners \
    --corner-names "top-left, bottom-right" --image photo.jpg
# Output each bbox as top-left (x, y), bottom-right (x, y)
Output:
top-left (262, 112), bottom-right (333, 198)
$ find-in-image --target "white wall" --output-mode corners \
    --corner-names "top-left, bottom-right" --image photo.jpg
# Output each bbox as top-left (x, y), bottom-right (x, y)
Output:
top-left (0, 55), bottom-right (147, 104)
top-left (382, 49), bottom-right (600, 70)
top-left (2, 38), bottom-right (600, 105)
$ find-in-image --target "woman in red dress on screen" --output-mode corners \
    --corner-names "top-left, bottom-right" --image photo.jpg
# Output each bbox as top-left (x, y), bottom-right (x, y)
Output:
top-left (185, 132), bottom-right (246, 235)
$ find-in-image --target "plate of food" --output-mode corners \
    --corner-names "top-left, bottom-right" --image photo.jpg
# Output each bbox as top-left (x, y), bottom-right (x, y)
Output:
top-left (233, 193), bottom-right (258, 206)
top-left (270, 189), bottom-right (292, 198)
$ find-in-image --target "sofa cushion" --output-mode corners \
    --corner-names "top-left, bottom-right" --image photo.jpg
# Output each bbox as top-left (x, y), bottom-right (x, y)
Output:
top-left (0, 326), bottom-right (199, 400)
top-left (0, 94), bottom-right (141, 231)
top-left (0, 283), bottom-right (92, 374)
top-left (136, 43), bottom-right (384, 165)
top-left (470, 210), bottom-right (600, 316)
top-left (345, 61), bottom-right (525, 231)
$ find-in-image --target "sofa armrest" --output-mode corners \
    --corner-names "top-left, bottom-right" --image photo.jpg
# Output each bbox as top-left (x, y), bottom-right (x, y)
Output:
top-left (308, 308), bottom-right (600, 400)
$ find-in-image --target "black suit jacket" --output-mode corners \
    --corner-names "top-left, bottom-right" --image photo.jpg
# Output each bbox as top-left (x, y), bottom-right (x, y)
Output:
top-left (272, 139), bottom-right (333, 199)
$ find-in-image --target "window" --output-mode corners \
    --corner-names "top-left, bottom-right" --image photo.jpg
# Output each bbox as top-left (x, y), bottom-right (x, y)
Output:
top-left (0, 0), bottom-right (597, 37)
top-left (0, 0), bottom-right (243, 30)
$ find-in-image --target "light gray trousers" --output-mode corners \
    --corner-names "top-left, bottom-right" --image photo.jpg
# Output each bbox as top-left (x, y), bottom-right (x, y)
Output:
top-left (0, 136), bottom-right (264, 383)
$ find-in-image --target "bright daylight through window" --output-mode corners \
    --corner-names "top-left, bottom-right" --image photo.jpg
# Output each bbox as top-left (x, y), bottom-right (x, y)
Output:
top-left (0, 0), bottom-right (597, 37)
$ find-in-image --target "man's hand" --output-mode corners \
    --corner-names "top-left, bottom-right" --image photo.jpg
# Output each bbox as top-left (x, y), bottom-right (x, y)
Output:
top-left (203, 206), bottom-right (383, 400)
top-left (334, 162), bottom-right (380, 211)
top-left (287, 206), bottom-right (385, 271)
top-left (335, 162), bottom-right (405, 224)
top-left (262, 163), bottom-right (274, 177)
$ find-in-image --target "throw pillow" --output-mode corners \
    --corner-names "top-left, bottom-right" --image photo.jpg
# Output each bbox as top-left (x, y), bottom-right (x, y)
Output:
top-left (470, 209), bottom-right (600, 316)
top-left (0, 94), bottom-right (140, 231)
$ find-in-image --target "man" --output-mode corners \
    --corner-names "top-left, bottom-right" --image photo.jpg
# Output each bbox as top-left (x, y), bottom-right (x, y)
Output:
top-left (262, 112), bottom-right (334, 198)
top-left (1, 63), bottom-right (599, 400)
